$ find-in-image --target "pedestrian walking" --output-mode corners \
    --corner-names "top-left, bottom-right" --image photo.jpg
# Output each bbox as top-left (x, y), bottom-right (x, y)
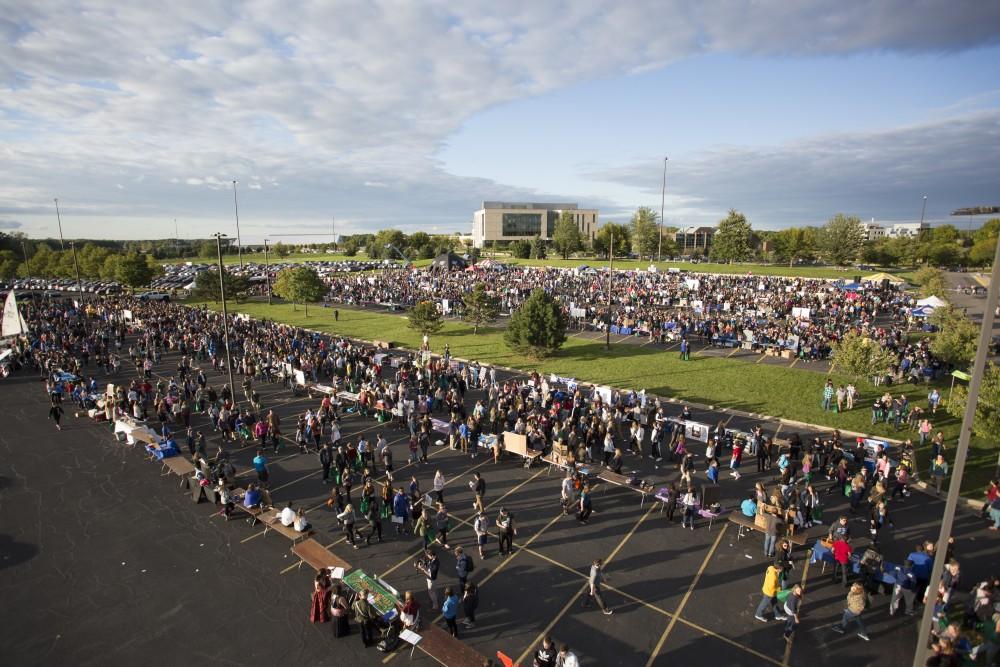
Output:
top-left (831, 583), bottom-right (870, 641)
top-left (754, 564), bottom-right (788, 622)
top-left (582, 558), bottom-right (613, 615)
top-left (462, 582), bottom-right (479, 628)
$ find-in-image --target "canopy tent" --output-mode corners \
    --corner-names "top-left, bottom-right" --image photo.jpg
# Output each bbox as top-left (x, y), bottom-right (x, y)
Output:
top-left (839, 281), bottom-right (862, 291)
top-left (916, 296), bottom-right (947, 309)
top-left (477, 258), bottom-right (505, 269)
top-left (429, 252), bottom-right (467, 272)
top-left (910, 305), bottom-right (935, 318)
top-left (863, 272), bottom-right (905, 283)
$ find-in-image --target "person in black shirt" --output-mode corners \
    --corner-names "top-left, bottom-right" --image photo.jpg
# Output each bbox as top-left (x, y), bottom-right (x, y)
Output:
top-left (48, 401), bottom-right (64, 431)
top-left (533, 636), bottom-right (557, 667)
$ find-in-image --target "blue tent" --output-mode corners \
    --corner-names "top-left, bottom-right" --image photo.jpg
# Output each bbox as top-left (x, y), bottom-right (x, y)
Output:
top-left (840, 281), bottom-right (862, 291)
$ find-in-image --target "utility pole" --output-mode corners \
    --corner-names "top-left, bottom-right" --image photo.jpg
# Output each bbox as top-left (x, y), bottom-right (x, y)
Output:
top-left (54, 198), bottom-right (65, 250)
top-left (174, 218), bottom-right (179, 257)
top-left (919, 195), bottom-right (928, 226)
top-left (214, 233), bottom-right (238, 407)
top-left (912, 233), bottom-right (1000, 666)
top-left (606, 228), bottom-right (614, 350)
top-left (232, 180), bottom-right (243, 269)
top-left (332, 216), bottom-right (336, 249)
top-left (20, 241), bottom-right (30, 280)
top-left (70, 241), bottom-right (86, 334)
top-left (263, 239), bottom-right (272, 305)
top-left (658, 156), bottom-right (668, 262)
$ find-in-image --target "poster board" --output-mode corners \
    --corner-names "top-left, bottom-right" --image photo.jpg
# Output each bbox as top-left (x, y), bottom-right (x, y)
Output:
top-left (684, 421), bottom-right (711, 443)
top-left (293, 370), bottom-right (306, 386)
top-left (503, 431), bottom-right (528, 456)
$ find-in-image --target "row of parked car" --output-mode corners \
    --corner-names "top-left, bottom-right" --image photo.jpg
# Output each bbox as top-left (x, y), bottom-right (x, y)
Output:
top-left (1, 278), bottom-right (124, 295)
top-left (150, 259), bottom-right (396, 291)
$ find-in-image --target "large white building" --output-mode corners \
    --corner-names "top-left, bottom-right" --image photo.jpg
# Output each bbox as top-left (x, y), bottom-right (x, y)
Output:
top-left (471, 202), bottom-right (598, 249)
top-left (862, 219), bottom-right (929, 241)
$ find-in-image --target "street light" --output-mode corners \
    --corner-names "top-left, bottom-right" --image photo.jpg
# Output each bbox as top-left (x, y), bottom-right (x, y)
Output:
top-left (213, 232), bottom-right (238, 407)
top-left (54, 198), bottom-right (65, 250)
top-left (69, 241), bottom-right (87, 334)
top-left (919, 195), bottom-right (927, 227)
top-left (606, 227), bottom-right (615, 350)
top-left (263, 238), bottom-right (272, 305)
top-left (232, 180), bottom-right (243, 269)
top-left (658, 156), bottom-right (668, 263)
top-left (384, 243), bottom-right (410, 265)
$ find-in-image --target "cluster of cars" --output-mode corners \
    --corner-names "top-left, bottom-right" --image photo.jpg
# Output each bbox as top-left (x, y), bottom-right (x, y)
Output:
top-left (0, 278), bottom-right (123, 295)
top-left (153, 259), bottom-right (396, 290)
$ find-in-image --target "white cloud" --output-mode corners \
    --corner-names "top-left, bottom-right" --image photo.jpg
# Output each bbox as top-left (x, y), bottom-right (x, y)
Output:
top-left (1, 1), bottom-right (999, 238)
top-left (587, 111), bottom-right (1000, 228)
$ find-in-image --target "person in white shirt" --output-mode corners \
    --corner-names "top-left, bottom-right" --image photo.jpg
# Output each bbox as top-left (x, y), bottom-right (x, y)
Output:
top-left (279, 502), bottom-right (296, 527)
top-left (560, 472), bottom-right (576, 514)
top-left (556, 645), bottom-right (580, 667)
top-left (293, 509), bottom-right (310, 532)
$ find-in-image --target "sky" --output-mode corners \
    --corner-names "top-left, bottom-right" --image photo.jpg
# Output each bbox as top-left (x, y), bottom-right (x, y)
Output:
top-left (1, 0), bottom-right (1000, 242)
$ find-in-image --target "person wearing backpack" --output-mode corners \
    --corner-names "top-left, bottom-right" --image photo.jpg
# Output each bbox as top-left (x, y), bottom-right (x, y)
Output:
top-left (455, 546), bottom-right (473, 591)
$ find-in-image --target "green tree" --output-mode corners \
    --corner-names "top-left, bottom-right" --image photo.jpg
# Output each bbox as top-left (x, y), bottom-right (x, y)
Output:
top-left (630, 207), bottom-right (658, 260)
top-left (973, 218), bottom-right (1000, 243)
top-left (462, 283), bottom-right (500, 334)
top-left (372, 229), bottom-right (407, 260)
top-left (832, 332), bottom-right (897, 382)
top-left (552, 210), bottom-right (583, 259)
top-left (407, 300), bottom-right (443, 338)
top-left (818, 214), bottom-right (865, 266)
top-left (710, 209), bottom-right (753, 263)
top-left (198, 241), bottom-right (216, 258)
top-left (115, 252), bottom-right (157, 289)
top-left (886, 235), bottom-right (920, 267)
top-left (931, 225), bottom-right (960, 244)
top-left (273, 266), bottom-right (326, 316)
top-left (342, 239), bottom-right (359, 257)
top-left (531, 235), bottom-right (547, 260)
top-left (913, 266), bottom-right (948, 297)
top-left (948, 362), bottom-right (1000, 441)
top-left (771, 227), bottom-right (816, 266)
top-left (929, 305), bottom-right (978, 369)
top-left (919, 242), bottom-right (963, 267)
top-left (503, 287), bottom-right (567, 359)
top-left (191, 267), bottom-right (251, 303)
top-left (0, 249), bottom-right (18, 280)
top-left (272, 241), bottom-right (292, 258)
top-left (592, 223), bottom-right (631, 259)
top-left (510, 240), bottom-right (532, 259)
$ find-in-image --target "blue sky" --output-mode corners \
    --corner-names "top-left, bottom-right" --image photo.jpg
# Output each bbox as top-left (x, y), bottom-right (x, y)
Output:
top-left (1, 1), bottom-right (999, 240)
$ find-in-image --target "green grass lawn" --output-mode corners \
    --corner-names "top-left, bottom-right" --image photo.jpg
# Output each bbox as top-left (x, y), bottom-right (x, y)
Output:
top-left (202, 299), bottom-right (993, 496)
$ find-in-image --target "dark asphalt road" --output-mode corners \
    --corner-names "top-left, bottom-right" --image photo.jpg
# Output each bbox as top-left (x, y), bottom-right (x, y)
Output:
top-left (1, 333), bottom-right (997, 667)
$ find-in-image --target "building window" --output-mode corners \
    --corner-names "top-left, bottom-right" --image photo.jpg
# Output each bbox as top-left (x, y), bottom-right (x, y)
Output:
top-left (503, 213), bottom-right (542, 236)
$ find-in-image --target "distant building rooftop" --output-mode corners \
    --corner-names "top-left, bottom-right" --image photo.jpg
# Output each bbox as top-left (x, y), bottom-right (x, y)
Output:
top-left (481, 202), bottom-right (580, 210)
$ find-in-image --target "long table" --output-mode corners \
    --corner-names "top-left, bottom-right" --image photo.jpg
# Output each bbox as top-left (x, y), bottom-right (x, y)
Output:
top-left (343, 568), bottom-right (400, 617)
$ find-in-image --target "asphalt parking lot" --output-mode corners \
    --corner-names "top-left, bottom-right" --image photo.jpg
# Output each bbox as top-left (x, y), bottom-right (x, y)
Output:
top-left (1, 341), bottom-right (997, 667)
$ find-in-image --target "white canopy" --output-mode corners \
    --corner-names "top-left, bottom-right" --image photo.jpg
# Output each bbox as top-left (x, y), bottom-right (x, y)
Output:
top-left (916, 296), bottom-right (947, 309)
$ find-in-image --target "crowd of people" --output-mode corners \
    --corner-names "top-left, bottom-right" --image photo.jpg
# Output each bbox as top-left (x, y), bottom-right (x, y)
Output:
top-left (321, 265), bottom-right (932, 365)
top-left (5, 290), bottom-right (998, 666)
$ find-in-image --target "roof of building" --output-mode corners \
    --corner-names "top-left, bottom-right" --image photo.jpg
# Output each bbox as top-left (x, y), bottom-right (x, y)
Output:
top-left (481, 202), bottom-right (579, 210)
top-left (676, 226), bottom-right (715, 234)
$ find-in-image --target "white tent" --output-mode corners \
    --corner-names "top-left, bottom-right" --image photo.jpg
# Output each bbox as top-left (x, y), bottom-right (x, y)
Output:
top-left (916, 296), bottom-right (947, 309)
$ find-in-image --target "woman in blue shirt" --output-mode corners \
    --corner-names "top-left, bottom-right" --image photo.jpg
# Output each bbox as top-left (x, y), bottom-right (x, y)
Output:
top-left (441, 587), bottom-right (459, 637)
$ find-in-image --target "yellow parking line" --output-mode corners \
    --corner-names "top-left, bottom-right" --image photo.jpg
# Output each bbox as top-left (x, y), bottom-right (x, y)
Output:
top-left (514, 504), bottom-right (656, 667)
top-left (782, 551), bottom-right (812, 667)
top-left (645, 525), bottom-right (728, 667)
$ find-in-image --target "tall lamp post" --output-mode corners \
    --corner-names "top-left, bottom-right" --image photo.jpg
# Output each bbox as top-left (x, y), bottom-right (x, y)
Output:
top-left (54, 198), bottom-right (65, 250)
top-left (20, 241), bottom-right (30, 280)
top-left (69, 241), bottom-right (86, 333)
top-left (214, 233), bottom-right (238, 407)
top-left (919, 195), bottom-right (928, 227)
top-left (912, 231), bottom-right (1000, 666)
top-left (232, 180), bottom-right (244, 269)
top-left (606, 228), bottom-right (614, 350)
top-left (263, 238), bottom-right (272, 305)
top-left (658, 156), bottom-right (668, 262)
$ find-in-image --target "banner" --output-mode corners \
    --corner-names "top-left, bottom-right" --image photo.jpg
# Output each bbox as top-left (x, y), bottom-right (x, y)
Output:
top-left (684, 421), bottom-right (711, 443)
top-left (791, 307), bottom-right (811, 320)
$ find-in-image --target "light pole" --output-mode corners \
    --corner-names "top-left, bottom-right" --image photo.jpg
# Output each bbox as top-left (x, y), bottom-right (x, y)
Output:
top-left (658, 156), bottom-right (668, 262)
top-left (384, 243), bottom-right (410, 265)
top-left (69, 241), bottom-right (87, 334)
top-left (912, 232), bottom-right (1000, 666)
top-left (263, 239), bottom-right (272, 305)
top-left (232, 180), bottom-right (243, 269)
top-left (174, 218), bottom-right (179, 257)
top-left (54, 198), bottom-right (65, 250)
top-left (20, 241), bottom-right (29, 280)
top-left (606, 228), bottom-right (614, 350)
top-left (919, 195), bottom-right (927, 227)
top-left (214, 233), bottom-right (238, 407)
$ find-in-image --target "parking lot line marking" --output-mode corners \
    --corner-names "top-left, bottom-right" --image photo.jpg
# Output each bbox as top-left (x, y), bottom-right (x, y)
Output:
top-left (640, 338), bottom-right (655, 347)
top-left (756, 353), bottom-right (767, 363)
top-left (240, 530), bottom-right (266, 544)
top-left (782, 550), bottom-right (813, 667)
top-left (789, 358), bottom-right (800, 368)
top-left (375, 458), bottom-right (537, 579)
top-left (644, 524), bottom-right (728, 667)
top-left (514, 504), bottom-right (656, 667)
top-left (727, 346), bottom-right (741, 357)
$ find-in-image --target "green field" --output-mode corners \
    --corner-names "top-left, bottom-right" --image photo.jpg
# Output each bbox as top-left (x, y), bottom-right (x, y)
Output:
top-left (201, 299), bottom-right (993, 495)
